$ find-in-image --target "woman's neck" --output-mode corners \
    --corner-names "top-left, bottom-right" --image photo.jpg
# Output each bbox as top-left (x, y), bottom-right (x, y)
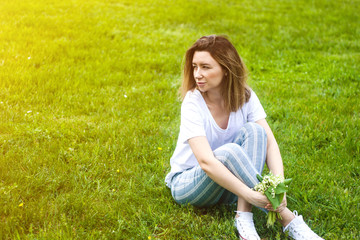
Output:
top-left (203, 90), bottom-right (225, 109)
top-left (203, 91), bottom-right (224, 104)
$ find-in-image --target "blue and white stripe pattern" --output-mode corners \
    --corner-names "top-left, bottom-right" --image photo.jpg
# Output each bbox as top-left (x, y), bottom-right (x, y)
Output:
top-left (170, 122), bottom-right (267, 207)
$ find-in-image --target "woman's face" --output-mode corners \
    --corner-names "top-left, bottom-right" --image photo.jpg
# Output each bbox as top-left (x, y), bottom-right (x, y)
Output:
top-left (192, 51), bottom-right (224, 94)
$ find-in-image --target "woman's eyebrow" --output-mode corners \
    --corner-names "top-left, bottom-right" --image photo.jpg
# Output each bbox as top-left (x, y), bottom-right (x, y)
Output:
top-left (192, 62), bottom-right (211, 66)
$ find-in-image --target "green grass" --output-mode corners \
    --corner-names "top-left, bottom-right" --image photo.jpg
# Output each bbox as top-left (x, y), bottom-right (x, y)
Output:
top-left (0, 0), bottom-right (359, 239)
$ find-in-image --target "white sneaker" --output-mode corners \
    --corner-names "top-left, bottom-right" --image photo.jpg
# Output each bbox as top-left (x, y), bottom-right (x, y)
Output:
top-left (234, 211), bottom-right (260, 240)
top-left (283, 211), bottom-right (324, 240)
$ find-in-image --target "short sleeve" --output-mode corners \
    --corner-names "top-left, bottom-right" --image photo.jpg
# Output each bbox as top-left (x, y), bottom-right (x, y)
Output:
top-left (179, 100), bottom-right (206, 143)
top-left (247, 90), bottom-right (267, 122)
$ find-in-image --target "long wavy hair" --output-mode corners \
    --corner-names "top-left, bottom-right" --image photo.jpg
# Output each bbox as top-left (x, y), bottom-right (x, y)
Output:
top-left (181, 35), bottom-right (251, 112)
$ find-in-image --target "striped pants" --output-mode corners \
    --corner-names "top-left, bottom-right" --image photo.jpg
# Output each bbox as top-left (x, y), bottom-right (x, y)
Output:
top-left (170, 122), bottom-right (267, 207)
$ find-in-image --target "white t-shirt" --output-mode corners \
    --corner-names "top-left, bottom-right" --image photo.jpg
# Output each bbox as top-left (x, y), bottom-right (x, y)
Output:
top-left (165, 89), bottom-right (267, 187)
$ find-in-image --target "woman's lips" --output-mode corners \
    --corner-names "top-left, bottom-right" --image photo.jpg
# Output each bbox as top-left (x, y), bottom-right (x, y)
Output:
top-left (196, 82), bottom-right (206, 86)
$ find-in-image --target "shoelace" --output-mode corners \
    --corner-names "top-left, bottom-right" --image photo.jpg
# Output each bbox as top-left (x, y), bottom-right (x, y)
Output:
top-left (289, 211), bottom-right (321, 239)
top-left (235, 219), bottom-right (259, 239)
top-left (290, 223), bottom-right (319, 239)
top-left (234, 213), bottom-right (259, 239)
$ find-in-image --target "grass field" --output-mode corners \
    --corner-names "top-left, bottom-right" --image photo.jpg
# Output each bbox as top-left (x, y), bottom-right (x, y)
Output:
top-left (0, 0), bottom-right (359, 239)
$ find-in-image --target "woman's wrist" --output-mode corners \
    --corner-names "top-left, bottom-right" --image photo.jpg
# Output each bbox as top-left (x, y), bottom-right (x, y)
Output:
top-left (241, 188), bottom-right (256, 203)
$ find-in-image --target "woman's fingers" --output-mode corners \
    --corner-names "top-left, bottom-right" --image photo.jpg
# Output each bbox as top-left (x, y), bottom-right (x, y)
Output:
top-left (264, 197), bottom-right (287, 212)
top-left (249, 191), bottom-right (271, 208)
top-left (278, 197), bottom-right (287, 212)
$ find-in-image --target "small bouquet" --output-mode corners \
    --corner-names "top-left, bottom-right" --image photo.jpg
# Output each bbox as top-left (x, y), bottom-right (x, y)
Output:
top-left (254, 172), bottom-right (292, 227)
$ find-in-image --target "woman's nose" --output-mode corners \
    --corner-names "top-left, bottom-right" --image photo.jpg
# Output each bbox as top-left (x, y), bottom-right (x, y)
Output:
top-left (194, 69), bottom-right (202, 79)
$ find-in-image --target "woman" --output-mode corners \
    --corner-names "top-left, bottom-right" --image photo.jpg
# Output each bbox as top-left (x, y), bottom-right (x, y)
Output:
top-left (165, 35), bottom-right (323, 239)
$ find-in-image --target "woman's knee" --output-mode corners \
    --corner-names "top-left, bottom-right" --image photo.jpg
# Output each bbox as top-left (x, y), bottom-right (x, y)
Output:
top-left (214, 143), bottom-right (240, 159)
top-left (214, 143), bottom-right (248, 167)
top-left (214, 143), bottom-right (260, 187)
top-left (243, 122), bottom-right (267, 138)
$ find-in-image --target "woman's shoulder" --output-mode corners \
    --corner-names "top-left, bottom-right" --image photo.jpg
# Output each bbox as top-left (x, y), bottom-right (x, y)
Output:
top-left (248, 87), bottom-right (255, 97)
top-left (234, 88), bottom-right (261, 112)
top-left (181, 89), bottom-right (207, 114)
top-left (244, 88), bottom-right (261, 104)
top-left (184, 89), bottom-right (201, 99)
top-left (183, 89), bottom-right (203, 105)
top-left (248, 88), bottom-right (262, 104)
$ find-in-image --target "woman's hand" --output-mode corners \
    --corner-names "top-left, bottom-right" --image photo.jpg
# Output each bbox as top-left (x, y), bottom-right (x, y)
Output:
top-left (264, 193), bottom-right (287, 213)
top-left (247, 190), bottom-right (287, 212)
top-left (245, 190), bottom-right (272, 209)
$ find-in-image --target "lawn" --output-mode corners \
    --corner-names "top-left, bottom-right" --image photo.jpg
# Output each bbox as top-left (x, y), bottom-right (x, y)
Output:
top-left (0, 0), bottom-right (359, 239)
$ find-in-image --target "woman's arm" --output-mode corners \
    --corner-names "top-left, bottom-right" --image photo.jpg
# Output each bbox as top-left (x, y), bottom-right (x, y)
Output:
top-left (256, 118), bottom-right (284, 177)
top-left (188, 136), bottom-right (271, 209)
top-left (256, 118), bottom-right (287, 212)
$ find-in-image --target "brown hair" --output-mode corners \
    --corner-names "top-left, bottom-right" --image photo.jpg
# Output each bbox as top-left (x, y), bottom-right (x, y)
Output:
top-left (181, 35), bottom-right (251, 112)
